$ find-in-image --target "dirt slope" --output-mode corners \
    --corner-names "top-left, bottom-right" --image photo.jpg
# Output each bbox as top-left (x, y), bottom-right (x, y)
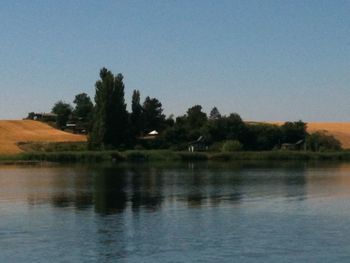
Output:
top-left (267, 122), bottom-right (350, 149)
top-left (0, 120), bottom-right (86, 154)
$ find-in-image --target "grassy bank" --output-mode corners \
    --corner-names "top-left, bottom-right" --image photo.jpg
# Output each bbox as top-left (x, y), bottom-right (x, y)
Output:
top-left (2, 150), bottom-right (350, 164)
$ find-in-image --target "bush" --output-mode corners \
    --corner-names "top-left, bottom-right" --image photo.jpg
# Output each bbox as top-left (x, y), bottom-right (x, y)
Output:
top-left (19, 151), bottom-right (124, 163)
top-left (125, 151), bottom-right (147, 161)
top-left (177, 152), bottom-right (208, 161)
top-left (306, 131), bottom-right (342, 152)
top-left (208, 142), bottom-right (224, 152)
top-left (221, 140), bottom-right (242, 152)
top-left (134, 144), bottom-right (144, 150)
top-left (124, 150), bottom-right (181, 162)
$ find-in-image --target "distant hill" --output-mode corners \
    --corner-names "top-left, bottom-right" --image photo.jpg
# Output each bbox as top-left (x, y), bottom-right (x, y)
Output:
top-left (0, 120), bottom-right (86, 154)
top-left (267, 122), bottom-right (350, 149)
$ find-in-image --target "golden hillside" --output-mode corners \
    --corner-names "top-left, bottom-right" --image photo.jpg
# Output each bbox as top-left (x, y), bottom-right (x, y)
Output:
top-left (307, 123), bottom-right (350, 149)
top-left (268, 122), bottom-right (350, 149)
top-left (0, 120), bottom-right (86, 154)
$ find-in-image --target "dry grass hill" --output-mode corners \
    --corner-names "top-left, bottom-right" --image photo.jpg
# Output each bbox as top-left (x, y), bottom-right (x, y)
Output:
top-left (307, 122), bottom-right (350, 149)
top-left (0, 120), bottom-right (86, 154)
top-left (269, 122), bottom-right (350, 149)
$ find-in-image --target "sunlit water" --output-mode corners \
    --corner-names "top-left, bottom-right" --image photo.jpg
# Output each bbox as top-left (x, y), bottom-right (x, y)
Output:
top-left (1, 161), bottom-right (350, 262)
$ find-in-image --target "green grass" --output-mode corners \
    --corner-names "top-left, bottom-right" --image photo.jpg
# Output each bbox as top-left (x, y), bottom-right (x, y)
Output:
top-left (209, 151), bottom-right (350, 161)
top-left (124, 150), bottom-right (181, 162)
top-left (2, 150), bottom-right (350, 164)
top-left (13, 151), bottom-right (124, 163)
top-left (17, 141), bottom-right (88, 152)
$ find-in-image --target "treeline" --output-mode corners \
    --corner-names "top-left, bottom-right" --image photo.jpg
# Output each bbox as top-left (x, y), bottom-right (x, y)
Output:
top-left (48, 68), bottom-right (341, 152)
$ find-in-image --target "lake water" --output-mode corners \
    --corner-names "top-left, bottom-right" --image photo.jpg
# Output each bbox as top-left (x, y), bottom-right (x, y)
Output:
top-left (1, 162), bottom-right (350, 262)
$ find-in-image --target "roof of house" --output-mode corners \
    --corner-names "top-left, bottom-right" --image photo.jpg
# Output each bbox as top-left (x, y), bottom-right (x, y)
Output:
top-left (189, 136), bottom-right (207, 145)
top-left (148, 130), bottom-right (158, 135)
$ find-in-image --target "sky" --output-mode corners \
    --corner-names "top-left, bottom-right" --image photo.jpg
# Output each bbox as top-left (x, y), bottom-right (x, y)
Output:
top-left (0, 0), bottom-right (349, 121)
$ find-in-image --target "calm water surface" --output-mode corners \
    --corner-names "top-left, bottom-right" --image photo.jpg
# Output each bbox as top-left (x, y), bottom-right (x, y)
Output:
top-left (1, 161), bottom-right (350, 262)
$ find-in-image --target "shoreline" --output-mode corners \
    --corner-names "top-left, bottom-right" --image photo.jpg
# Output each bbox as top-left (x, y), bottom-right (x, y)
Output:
top-left (2, 150), bottom-right (350, 164)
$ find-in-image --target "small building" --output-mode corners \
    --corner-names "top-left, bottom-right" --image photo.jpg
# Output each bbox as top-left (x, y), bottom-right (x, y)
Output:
top-left (148, 130), bottom-right (158, 136)
top-left (65, 122), bottom-right (88, 134)
top-left (27, 112), bottom-right (57, 122)
top-left (139, 130), bottom-right (159, 140)
top-left (66, 123), bottom-right (76, 129)
top-left (281, 140), bottom-right (305, 151)
top-left (188, 136), bottom-right (208, 152)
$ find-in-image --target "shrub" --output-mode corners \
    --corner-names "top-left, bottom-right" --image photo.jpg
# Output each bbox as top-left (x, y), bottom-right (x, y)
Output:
top-left (125, 151), bottom-right (147, 161)
top-left (134, 144), bottom-right (144, 150)
top-left (306, 131), bottom-right (342, 152)
top-left (177, 152), bottom-right (208, 161)
top-left (221, 140), bottom-right (242, 152)
top-left (208, 142), bottom-right (224, 152)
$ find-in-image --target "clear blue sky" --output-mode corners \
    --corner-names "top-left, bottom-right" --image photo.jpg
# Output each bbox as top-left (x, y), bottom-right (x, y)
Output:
top-left (0, 0), bottom-right (349, 121)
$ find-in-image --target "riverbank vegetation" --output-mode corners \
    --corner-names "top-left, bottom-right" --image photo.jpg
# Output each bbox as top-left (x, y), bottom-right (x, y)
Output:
top-left (3, 150), bottom-right (350, 164)
top-left (22, 68), bottom-right (342, 156)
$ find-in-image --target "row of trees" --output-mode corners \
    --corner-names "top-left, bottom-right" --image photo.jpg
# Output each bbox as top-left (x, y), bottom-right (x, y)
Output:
top-left (160, 105), bottom-right (308, 151)
top-left (51, 93), bottom-right (94, 130)
top-left (49, 68), bottom-right (341, 151)
top-left (88, 69), bottom-right (169, 149)
top-left (50, 68), bottom-right (168, 148)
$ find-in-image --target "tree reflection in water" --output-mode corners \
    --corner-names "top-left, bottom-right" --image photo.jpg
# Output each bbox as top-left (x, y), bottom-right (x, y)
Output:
top-left (39, 161), bottom-right (314, 215)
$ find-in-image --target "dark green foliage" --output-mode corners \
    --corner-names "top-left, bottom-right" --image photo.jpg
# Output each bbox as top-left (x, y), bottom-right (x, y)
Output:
top-left (73, 93), bottom-right (94, 127)
top-left (51, 101), bottom-right (73, 129)
top-left (281, 121), bottom-right (308, 143)
top-left (209, 151), bottom-right (312, 161)
top-left (130, 90), bottom-right (144, 137)
top-left (4, 150), bottom-right (350, 164)
top-left (177, 115), bottom-right (201, 141)
top-left (89, 68), bottom-right (129, 149)
top-left (124, 150), bottom-right (181, 162)
top-left (223, 114), bottom-right (247, 141)
top-left (177, 152), bottom-right (208, 161)
top-left (306, 131), bottom-right (342, 152)
top-left (186, 105), bottom-right (208, 129)
top-left (160, 105), bottom-right (208, 145)
top-left (162, 125), bottom-right (188, 146)
top-left (45, 69), bottom-right (323, 153)
top-left (203, 113), bottom-right (247, 144)
top-left (221, 140), bottom-right (242, 152)
top-left (124, 151), bottom-right (148, 161)
top-left (27, 112), bottom-right (35, 120)
top-left (142, 96), bottom-right (166, 133)
top-left (245, 123), bottom-right (283, 150)
top-left (209, 106), bottom-right (221, 120)
top-left (19, 151), bottom-right (125, 163)
top-left (164, 114), bottom-right (175, 128)
top-left (160, 111), bottom-right (309, 152)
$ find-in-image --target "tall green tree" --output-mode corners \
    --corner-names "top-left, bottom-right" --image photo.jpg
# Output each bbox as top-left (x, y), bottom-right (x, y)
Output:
top-left (142, 96), bottom-right (166, 133)
top-left (281, 121), bottom-right (308, 143)
top-left (89, 68), bottom-right (128, 149)
top-left (130, 90), bottom-right (143, 137)
top-left (203, 113), bottom-right (246, 143)
top-left (73, 93), bottom-right (94, 123)
top-left (245, 123), bottom-right (283, 150)
top-left (209, 106), bottom-right (221, 120)
top-left (186, 105), bottom-right (207, 129)
top-left (51, 101), bottom-right (73, 130)
top-left (306, 131), bottom-right (341, 152)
